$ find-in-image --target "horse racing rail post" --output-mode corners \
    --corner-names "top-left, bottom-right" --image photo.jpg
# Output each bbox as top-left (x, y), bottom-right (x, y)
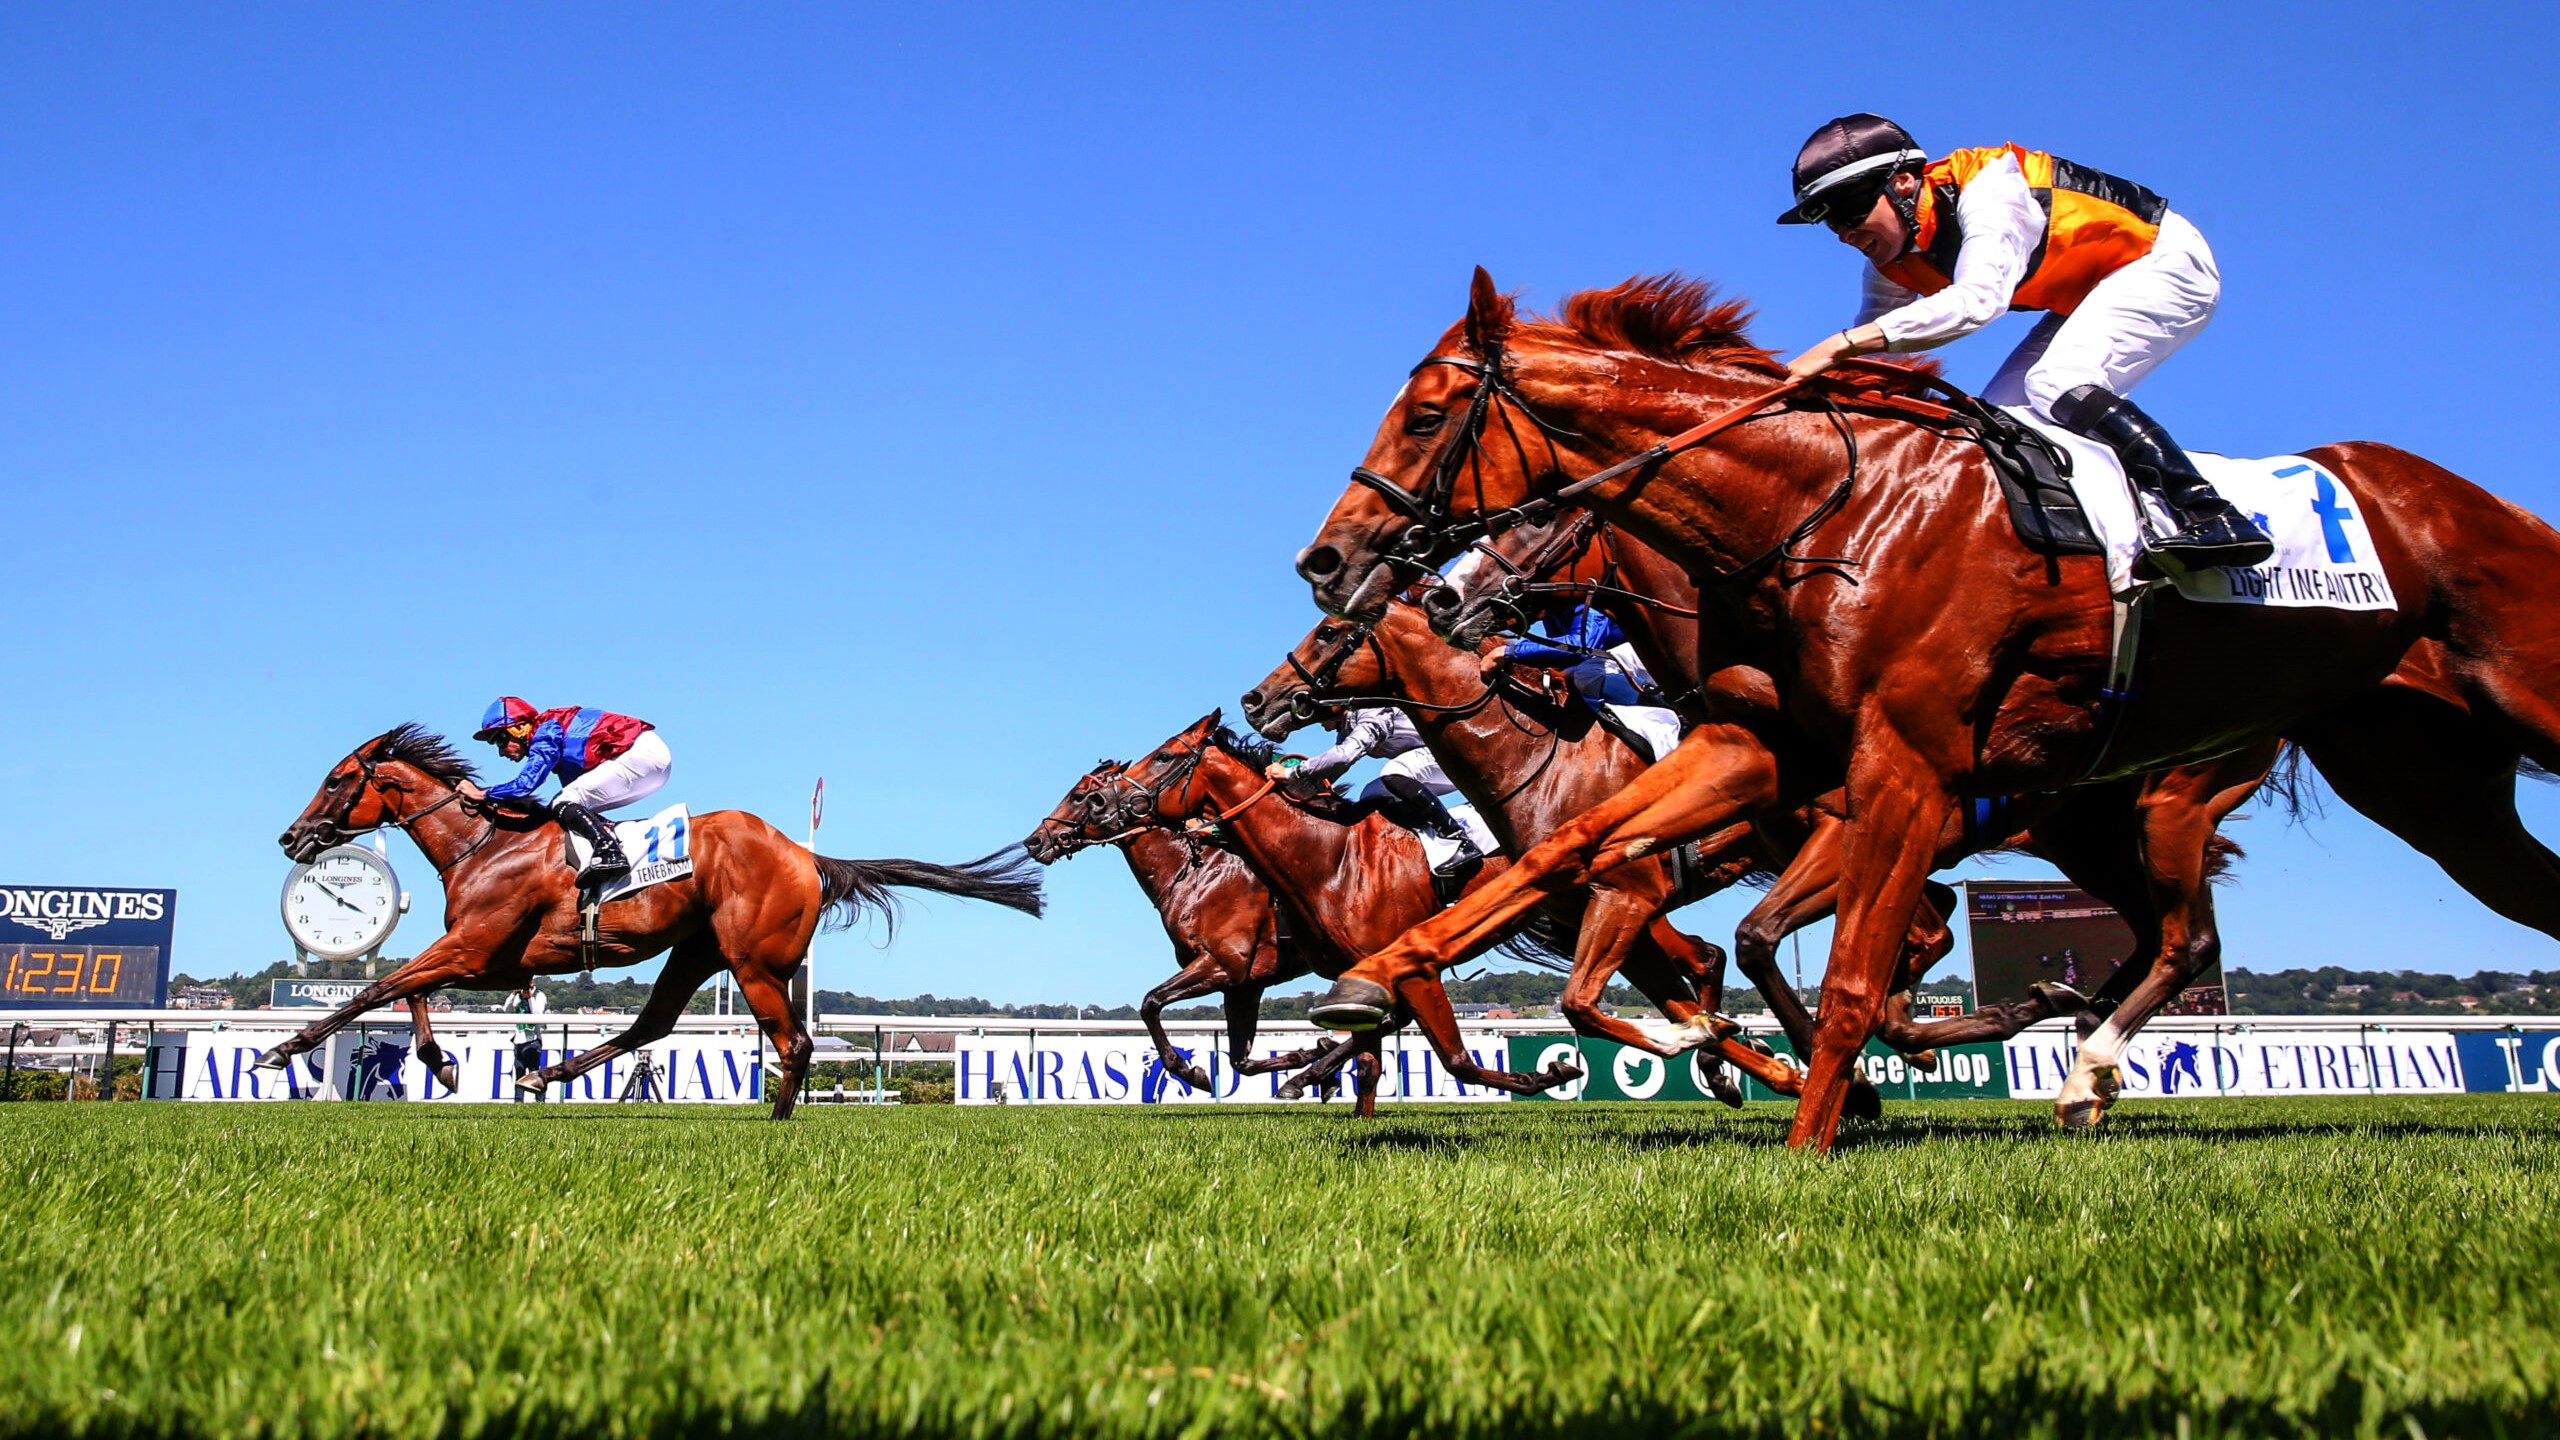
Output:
top-left (6, 1008), bottom-right (2558, 1105)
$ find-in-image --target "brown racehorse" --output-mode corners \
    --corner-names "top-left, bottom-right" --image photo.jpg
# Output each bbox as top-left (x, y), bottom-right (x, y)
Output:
top-left (1068, 713), bottom-right (1591, 1099)
top-left (1435, 509), bottom-right (2262, 1084)
top-left (1025, 766), bottom-right (1331, 1092)
top-left (1239, 598), bottom-right (1805, 1101)
top-left (274, 725), bottom-right (1044, 1118)
top-left (1294, 270), bottom-right (2557, 1149)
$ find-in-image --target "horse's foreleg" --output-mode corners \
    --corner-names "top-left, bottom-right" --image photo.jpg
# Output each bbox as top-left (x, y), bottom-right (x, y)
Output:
top-left (1386, 962), bottom-right (1579, 1096)
top-left (1352, 1032), bottom-right (1381, 1120)
top-left (1275, 1028), bottom-right (1372, 1100)
top-left (1788, 731), bottom-right (1953, 1152)
top-left (1318, 726), bottom-right (1783, 1025)
top-left (1138, 958), bottom-right (1227, 1091)
top-left (257, 941), bottom-right (490, 1067)
top-left (407, 996), bottom-right (460, 1093)
top-left (526, 937), bottom-right (723, 1095)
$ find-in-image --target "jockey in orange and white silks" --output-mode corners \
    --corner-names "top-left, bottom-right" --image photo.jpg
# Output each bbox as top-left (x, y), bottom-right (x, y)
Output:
top-left (462, 697), bottom-right (671, 884)
top-left (1775, 113), bottom-right (2272, 580)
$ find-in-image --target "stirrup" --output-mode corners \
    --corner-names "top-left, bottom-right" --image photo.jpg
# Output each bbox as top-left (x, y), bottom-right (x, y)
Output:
top-left (1429, 837), bottom-right (1482, 878)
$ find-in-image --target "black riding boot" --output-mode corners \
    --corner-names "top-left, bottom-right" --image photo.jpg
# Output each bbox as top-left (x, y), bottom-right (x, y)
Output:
top-left (552, 801), bottom-right (629, 885)
top-left (2051, 385), bottom-right (2274, 580)
top-left (1378, 773), bottom-right (1482, 878)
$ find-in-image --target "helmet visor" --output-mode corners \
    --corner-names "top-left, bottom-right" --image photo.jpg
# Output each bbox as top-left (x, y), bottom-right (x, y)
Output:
top-left (1798, 181), bottom-right (1886, 231)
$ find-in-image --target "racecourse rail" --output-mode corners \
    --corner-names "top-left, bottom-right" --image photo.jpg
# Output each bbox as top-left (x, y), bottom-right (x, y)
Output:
top-left (7, 1007), bottom-right (2558, 1105)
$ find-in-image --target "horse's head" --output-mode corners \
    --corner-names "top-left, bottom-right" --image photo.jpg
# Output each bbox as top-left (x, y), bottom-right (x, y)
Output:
top-left (1297, 267), bottom-right (1567, 619)
top-left (1425, 509), bottom-right (1608, 650)
top-left (1024, 762), bottom-right (1127, 863)
top-left (279, 724), bottom-right (475, 862)
top-left (1082, 710), bottom-right (1236, 834)
top-left (1240, 614), bottom-right (1388, 742)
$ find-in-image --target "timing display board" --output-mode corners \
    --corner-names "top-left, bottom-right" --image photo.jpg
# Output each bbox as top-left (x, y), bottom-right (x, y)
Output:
top-left (0, 885), bottom-right (175, 1008)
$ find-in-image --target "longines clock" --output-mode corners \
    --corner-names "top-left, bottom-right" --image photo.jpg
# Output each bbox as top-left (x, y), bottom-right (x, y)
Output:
top-left (280, 845), bottom-right (409, 965)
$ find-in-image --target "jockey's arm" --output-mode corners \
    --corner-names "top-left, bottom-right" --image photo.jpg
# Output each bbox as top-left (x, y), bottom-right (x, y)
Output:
top-left (1869, 152), bottom-right (2041, 352)
top-left (1295, 710), bottom-right (1392, 781)
top-left (482, 730), bottom-right (564, 801)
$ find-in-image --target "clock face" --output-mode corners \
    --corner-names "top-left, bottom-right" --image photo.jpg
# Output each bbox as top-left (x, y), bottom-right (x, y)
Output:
top-left (281, 846), bottom-right (401, 960)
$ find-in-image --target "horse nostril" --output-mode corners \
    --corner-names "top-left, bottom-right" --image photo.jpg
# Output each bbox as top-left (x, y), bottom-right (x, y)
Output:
top-left (1296, 544), bottom-right (1343, 581)
top-left (1241, 690), bottom-right (1263, 715)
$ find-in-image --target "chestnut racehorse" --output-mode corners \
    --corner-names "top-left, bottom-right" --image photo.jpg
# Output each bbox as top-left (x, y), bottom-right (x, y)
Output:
top-left (1238, 598), bottom-right (1805, 1101)
top-left (1296, 270), bottom-right (2560, 1150)
top-left (1026, 766), bottom-right (1331, 1092)
top-left (1433, 508), bottom-right (2262, 1092)
top-left (1067, 713), bottom-right (1591, 1099)
top-left (274, 725), bottom-right (1044, 1118)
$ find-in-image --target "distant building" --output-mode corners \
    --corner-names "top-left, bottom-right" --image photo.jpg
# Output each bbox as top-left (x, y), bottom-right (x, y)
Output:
top-left (168, 985), bottom-right (236, 1010)
top-left (1449, 1003), bottom-right (1520, 1020)
top-left (2336, 984), bottom-right (2370, 995)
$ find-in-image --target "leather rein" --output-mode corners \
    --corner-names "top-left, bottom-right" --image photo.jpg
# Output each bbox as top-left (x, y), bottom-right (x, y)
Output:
top-left (1348, 347), bottom-right (1868, 587)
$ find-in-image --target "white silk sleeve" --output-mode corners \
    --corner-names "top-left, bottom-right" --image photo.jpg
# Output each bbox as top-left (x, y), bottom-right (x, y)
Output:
top-left (1872, 153), bottom-right (2043, 352)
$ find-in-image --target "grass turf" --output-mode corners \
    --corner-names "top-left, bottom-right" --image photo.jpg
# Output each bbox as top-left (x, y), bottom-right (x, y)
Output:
top-left (0, 1098), bottom-right (2553, 1439)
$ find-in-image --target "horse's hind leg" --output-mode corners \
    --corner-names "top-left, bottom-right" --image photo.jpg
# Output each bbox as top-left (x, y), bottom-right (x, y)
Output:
top-left (1138, 958), bottom-right (1229, 1091)
top-left (526, 936), bottom-right (724, 1094)
top-left (724, 943), bottom-right (820, 1120)
top-left (2297, 693), bottom-right (2560, 942)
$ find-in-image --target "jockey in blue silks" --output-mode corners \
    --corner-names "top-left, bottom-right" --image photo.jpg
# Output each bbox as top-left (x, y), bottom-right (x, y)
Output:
top-left (1483, 604), bottom-right (1687, 764)
top-left (458, 697), bottom-right (672, 884)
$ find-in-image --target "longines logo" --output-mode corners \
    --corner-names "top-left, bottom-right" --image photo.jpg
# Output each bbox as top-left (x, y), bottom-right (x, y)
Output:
top-left (0, 888), bottom-right (167, 942)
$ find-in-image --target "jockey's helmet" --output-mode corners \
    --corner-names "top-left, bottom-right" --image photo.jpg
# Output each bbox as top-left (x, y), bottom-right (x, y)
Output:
top-left (1777, 113), bottom-right (1927, 227)
top-left (475, 696), bottom-right (538, 740)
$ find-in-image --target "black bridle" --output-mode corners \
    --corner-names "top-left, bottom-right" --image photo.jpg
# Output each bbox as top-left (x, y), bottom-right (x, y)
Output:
top-left (1348, 347), bottom-right (1862, 585)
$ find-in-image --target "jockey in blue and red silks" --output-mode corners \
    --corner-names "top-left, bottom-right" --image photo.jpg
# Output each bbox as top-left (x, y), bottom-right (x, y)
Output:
top-left (459, 697), bottom-right (672, 883)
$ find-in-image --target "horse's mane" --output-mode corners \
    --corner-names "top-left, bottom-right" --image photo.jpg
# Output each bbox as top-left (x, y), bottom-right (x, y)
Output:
top-left (1516, 272), bottom-right (1939, 392)
top-left (370, 724), bottom-right (479, 786)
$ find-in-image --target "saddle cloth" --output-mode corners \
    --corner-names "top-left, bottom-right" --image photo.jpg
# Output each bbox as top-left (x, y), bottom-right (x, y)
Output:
top-left (2006, 407), bottom-right (2398, 612)
top-left (566, 802), bottom-right (698, 901)
top-left (1415, 800), bottom-right (1501, 875)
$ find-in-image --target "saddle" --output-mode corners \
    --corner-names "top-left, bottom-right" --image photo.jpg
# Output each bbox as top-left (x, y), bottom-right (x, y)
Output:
top-left (1819, 375), bottom-right (2102, 558)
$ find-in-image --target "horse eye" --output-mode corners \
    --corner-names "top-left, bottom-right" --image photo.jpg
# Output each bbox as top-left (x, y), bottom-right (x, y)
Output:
top-left (1406, 409), bottom-right (1446, 436)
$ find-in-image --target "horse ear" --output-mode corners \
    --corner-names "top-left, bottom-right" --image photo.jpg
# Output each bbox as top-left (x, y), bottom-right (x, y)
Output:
top-left (1464, 266), bottom-right (1513, 355)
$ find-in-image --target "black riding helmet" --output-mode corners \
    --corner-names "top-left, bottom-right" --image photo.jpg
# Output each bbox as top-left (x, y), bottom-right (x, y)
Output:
top-left (1776, 113), bottom-right (1928, 229)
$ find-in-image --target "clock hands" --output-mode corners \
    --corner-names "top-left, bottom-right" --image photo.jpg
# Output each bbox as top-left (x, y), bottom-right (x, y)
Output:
top-left (310, 878), bottom-right (371, 915)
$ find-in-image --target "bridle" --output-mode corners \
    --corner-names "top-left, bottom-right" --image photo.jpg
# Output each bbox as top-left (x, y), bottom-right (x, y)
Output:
top-left (315, 747), bottom-right (501, 873)
top-left (1082, 736), bottom-right (1290, 845)
top-left (1348, 343), bottom-right (1860, 585)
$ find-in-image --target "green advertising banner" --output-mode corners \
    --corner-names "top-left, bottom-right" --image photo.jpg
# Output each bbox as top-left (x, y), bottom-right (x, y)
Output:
top-left (1511, 1032), bottom-right (2009, 1102)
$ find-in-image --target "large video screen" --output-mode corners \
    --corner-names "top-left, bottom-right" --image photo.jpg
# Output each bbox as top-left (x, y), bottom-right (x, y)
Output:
top-left (1965, 880), bottom-right (2225, 1015)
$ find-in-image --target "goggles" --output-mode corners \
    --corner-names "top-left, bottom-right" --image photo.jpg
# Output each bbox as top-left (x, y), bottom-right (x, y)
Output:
top-left (1799, 183), bottom-right (1885, 231)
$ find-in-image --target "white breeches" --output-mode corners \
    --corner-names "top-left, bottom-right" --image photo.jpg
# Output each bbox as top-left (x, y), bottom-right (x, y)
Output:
top-left (554, 730), bottom-right (672, 813)
top-left (1368, 746), bottom-right (1456, 797)
top-left (1983, 210), bottom-right (2220, 420)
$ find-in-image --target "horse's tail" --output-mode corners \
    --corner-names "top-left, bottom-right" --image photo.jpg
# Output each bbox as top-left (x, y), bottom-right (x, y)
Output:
top-left (811, 846), bottom-right (1047, 935)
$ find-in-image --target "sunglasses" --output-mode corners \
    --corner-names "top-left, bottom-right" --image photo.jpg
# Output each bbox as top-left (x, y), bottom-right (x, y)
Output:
top-left (1802, 185), bottom-right (1885, 231)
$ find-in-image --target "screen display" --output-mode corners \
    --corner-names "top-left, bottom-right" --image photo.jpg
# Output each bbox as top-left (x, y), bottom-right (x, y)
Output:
top-left (0, 885), bottom-right (176, 1008)
top-left (1, 945), bottom-right (164, 1006)
top-left (1965, 881), bottom-right (2225, 1015)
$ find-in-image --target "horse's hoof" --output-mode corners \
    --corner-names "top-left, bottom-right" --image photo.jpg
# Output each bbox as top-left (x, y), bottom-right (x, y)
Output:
top-left (253, 1050), bottom-right (292, 1071)
top-left (1538, 1060), bottom-right (1583, 1090)
top-left (1308, 977), bottom-right (1392, 1031)
top-left (1704, 1062), bottom-right (1745, 1109)
top-left (2032, 981), bottom-right (2092, 1015)
top-left (434, 1065), bottom-right (461, 1093)
top-left (1903, 1048), bottom-right (1941, 1073)
top-left (1842, 1076), bottom-right (1884, 1121)
top-left (514, 1073), bottom-right (549, 1095)
top-left (1178, 1066), bottom-right (1214, 1091)
top-left (2056, 1098), bottom-right (2107, 1131)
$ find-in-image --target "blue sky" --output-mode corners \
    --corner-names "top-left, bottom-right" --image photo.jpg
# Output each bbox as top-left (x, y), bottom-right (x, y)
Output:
top-left (4, 3), bottom-right (2555, 1004)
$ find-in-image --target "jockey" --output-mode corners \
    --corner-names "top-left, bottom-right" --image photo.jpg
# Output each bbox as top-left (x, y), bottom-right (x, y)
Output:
top-left (459, 697), bottom-right (671, 884)
top-left (1480, 602), bottom-right (1685, 763)
top-left (1266, 707), bottom-right (1483, 876)
top-left (1774, 113), bottom-right (2272, 580)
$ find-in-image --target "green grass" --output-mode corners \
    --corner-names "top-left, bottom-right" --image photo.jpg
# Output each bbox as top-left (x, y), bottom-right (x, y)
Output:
top-left (2, 1099), bottom-right (2555, 1439)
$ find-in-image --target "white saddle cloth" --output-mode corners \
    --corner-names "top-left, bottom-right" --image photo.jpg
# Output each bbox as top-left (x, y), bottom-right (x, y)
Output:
top-left (2007, 407), bottom-right (2398, 613)
top-left (566, 802), bottom-right (698, 901)
top-left (1415, 801), bottom-right (1501, 874)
